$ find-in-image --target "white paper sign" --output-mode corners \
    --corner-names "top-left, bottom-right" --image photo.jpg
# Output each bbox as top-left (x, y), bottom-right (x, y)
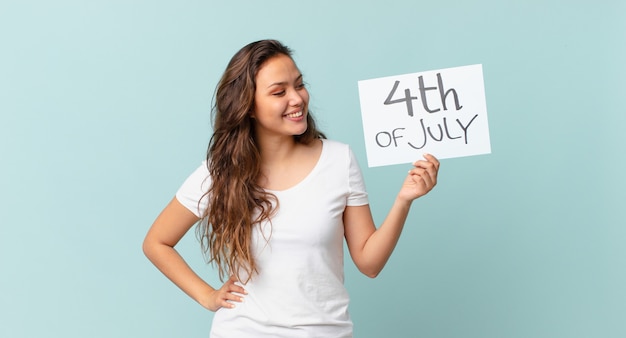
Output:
top-left (357, 64), bottom-right (491, 167)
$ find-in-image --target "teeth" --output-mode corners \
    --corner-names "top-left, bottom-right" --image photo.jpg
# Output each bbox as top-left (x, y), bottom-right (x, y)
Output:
top-left (286, 111), bottom-right (303, 118)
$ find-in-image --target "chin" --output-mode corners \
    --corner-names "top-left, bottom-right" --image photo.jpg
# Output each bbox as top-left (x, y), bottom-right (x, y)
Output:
top-left (290, 122), bottom-right (308, 136)
top-left (294, 126), bottom-right (309, 136)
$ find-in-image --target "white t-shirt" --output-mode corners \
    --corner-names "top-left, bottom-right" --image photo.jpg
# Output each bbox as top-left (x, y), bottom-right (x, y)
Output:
top-left (176, 139), bottom-right (369, 338)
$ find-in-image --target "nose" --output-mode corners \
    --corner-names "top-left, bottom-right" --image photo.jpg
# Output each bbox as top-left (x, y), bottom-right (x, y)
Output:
top-left (289, 87), bottom-right (305, 107)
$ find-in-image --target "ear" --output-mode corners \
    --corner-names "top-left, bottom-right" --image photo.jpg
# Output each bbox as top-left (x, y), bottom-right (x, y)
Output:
top-left (249, 111), bottom-right (256, 119)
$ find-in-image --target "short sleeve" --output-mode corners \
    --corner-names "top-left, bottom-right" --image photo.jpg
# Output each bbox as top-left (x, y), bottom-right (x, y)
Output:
top-left (175, 161), bottom-right (212, 218)
top-left (347, 147), bottom-right (369, 206)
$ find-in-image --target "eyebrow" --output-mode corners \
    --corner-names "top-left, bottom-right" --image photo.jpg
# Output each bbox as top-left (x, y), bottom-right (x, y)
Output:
top-left (266, 74), bottom-right (303, 89)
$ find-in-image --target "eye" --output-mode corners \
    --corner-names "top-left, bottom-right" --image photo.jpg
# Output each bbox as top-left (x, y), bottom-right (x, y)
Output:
top-left (296, 82), bottom-right (306, 89)
top-left (272, 90), bottom-right (286, 96)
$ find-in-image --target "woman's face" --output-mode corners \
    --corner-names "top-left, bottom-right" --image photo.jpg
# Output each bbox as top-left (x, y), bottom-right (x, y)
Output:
top-left (252, 54), bottom-right (309, 140)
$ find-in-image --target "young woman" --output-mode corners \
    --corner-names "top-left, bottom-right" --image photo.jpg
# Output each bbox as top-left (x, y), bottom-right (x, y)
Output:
top-left (143, 39), bottom-right (440, 337)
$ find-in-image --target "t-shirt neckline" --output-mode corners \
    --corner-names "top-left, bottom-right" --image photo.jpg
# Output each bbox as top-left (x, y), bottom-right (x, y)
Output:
top-left (264, 139), bottom-right (326, 194)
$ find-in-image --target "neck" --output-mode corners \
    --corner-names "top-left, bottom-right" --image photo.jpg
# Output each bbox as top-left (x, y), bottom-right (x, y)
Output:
top-left (257, 134), bottom-right (298, 166)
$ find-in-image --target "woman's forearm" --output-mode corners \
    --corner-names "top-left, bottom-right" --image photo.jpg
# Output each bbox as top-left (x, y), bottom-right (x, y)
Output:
top-left (356, 197), bottom-right (412, 277)
top-left (143, 240), bottom-right (215, 307)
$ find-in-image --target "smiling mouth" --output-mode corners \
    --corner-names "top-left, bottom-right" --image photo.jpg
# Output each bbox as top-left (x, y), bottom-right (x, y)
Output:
top-left (285, 111), bottom-right (303, 118)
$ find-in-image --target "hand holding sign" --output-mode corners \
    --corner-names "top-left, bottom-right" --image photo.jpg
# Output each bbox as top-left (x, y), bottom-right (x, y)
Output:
top-left (358, 64), bottom-right (491, 167)
top-left (398, 154), bottom-right (440, 202)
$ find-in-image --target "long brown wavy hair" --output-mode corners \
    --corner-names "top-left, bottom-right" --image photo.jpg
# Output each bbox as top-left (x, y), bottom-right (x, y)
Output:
top-left (197, 40), bottom-right (325, 283)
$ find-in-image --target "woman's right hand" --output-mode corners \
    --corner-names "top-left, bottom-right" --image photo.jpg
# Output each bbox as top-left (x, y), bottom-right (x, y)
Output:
top-left (202, 275), bottom-right (247, 311)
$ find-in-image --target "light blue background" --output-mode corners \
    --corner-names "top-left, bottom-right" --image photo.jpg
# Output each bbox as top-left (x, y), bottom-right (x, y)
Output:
top-left (1, 1), bottom-right (624, 337)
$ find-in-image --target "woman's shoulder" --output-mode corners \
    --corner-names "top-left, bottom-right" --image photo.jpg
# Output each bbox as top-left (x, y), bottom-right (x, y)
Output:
top-left (321, 138), bottom-right (358, 158)
top-left (321, 138), bottom-right (349, 150)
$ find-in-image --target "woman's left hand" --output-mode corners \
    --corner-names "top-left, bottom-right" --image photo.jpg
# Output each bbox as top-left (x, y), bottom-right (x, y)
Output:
top-left (398, 154), bottom-right (440, 202)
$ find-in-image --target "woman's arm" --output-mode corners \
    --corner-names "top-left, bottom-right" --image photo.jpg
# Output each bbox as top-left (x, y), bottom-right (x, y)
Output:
top-left (343, 154), bottom-right (440, 278)
top-left (142, 197), bottom-right (246, 311)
